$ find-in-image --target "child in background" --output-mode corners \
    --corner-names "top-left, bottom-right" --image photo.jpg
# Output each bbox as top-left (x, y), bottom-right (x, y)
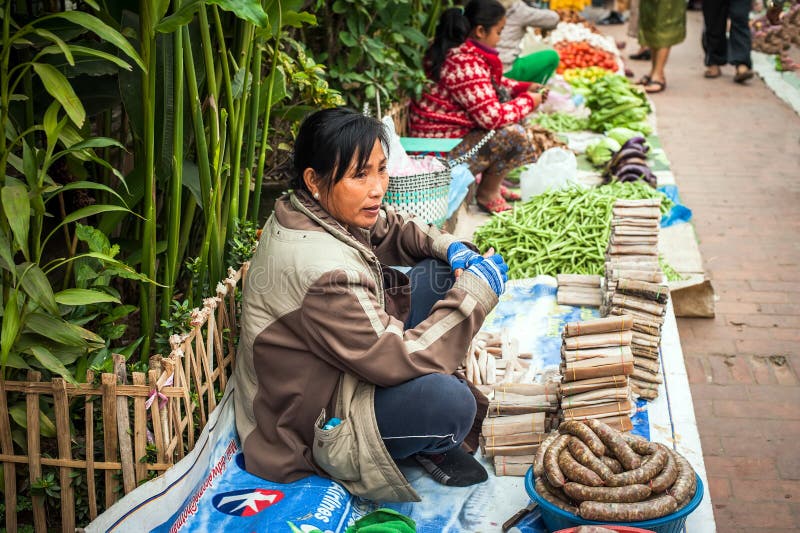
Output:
top-left (497, 0), bottom-right (561, 84)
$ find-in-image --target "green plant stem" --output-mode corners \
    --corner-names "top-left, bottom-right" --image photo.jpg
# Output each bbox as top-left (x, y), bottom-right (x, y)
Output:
top-left (196, 7), bottom-right (220, 154)
top-left (162, 0), bottom-right (185, 318)
top-left (234, 26), bottom-right (255, 223)
top-left (213, 6), bottom-right (236, 241)
top-left (139, 0), bottom-right (158, 362)
top-left (244, 32), bottom-right (263, 221)
top-left (182, 24), bottom-right (218, 288)
top-left (255, 1), bottom-right (282, 212)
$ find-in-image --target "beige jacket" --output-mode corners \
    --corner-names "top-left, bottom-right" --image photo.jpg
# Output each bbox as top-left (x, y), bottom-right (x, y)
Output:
top-left (498, 1), bottom-right (561, 69)
top-left (233, 191), bottom-right (498, 501)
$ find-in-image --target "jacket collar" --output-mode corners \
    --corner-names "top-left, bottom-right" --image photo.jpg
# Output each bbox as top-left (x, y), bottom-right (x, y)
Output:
top-left (459, 40), bottom-right (505, 83)
top-left (288, 190), bottom-right (375, 259)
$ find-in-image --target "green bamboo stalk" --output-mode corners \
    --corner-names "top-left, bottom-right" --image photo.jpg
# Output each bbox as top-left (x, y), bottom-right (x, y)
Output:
top-left (235, 26), bottom-right (255, 222)
top-left (245, 33), bottom-right (264, 222)
top-left (254, 0), bottom-right (283, 209)
top-left (0, 1), bottom-right (14, 187)
top-left (212, 6), bottom-right (236, 241)
top-left (161, 0), bottom-right (185, 318)
top-left (138, 0), bottom-right (158, 362)
top-left (182, 24), bottom-right (218, 287)
top-left (196, 6), bottom-right (220, 156)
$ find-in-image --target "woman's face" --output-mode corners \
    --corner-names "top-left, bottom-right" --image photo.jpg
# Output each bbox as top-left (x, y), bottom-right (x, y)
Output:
top-left (473, 16), bottom-right (506, 49)
top-left (316, 139), bottom-right (389, 230)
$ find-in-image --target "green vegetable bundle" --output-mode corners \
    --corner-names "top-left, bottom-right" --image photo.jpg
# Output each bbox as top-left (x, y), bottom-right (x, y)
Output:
top-left (585, 75), bottom-right (652, 135)
top-left (530, 112), bottom-right (590, 132)
top-left (473, 182), bottom-right (672, 279)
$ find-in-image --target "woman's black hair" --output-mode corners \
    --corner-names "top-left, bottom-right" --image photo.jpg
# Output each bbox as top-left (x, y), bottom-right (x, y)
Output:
top-left (292, 107), bottom-right (390, 194)
top-left (425, 0), bottom-right (507, 81)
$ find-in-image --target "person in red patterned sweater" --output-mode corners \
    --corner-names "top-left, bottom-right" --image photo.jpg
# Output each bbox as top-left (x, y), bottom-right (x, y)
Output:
top-left (410, 0), bottom-right (545, 213)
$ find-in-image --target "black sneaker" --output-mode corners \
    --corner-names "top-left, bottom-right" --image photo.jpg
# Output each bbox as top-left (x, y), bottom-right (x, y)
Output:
top-left (414, 447), bottom-right (488, 487)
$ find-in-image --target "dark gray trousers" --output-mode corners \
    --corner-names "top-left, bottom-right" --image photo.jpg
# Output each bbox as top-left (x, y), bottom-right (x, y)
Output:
top-left (702, 0), bottom-right (752, 68)
top-left (374, 259), bottom-right (477, 459)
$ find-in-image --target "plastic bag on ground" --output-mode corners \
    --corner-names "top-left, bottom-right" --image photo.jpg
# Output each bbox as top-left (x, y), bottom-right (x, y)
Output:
top-left (520, 148), bottom-right (579, 201)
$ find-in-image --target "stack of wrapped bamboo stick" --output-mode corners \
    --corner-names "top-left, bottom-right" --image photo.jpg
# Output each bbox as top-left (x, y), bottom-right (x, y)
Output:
top-left (608, 279), bottom-right (669, 400)
top-left (559, 315), bottom-right (635, 432)
top-left (557, 274), bottom-right (603, 307)
top-left (604, 199), bottom-right (664, 310)
top-left (480, 382), bottom-right (559, 476)
top-left (601, 198), bottom-right (670, 401)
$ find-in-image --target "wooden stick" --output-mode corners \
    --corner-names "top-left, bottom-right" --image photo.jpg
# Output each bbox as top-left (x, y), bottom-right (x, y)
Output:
top-left (101, 373), bottom-right (120, 509)
top-left (85, 370), bottom-right (97, 520)
top-left (113, 355), bottom-right (136, 495)
top-left (614, 198), bottom-right (662, 208)
top-left (483, 432), bottom-right (546, 447)
top-left (132, 373), bottom-right (149, 484)
top-left (26, 371), bottom-right (47, 532)
top-left (557, 289), bottom-right (603, 307)
top-left (481, 442), bottom-right (540, 457)
top-left (53, 379), bottom-right (75, 533)
top-left (0, 378), bottom-right (18, 532)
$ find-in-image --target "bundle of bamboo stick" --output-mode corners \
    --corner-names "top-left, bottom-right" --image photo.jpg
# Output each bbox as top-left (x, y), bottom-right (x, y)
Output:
top-left (481, 383), bottom-right (560, 476)
top-left (603, 199), bottom-right (664, 314)
top-left (610, 278), bottom-right (669, 400)
top-left (557, 274), bottom-right (603, 307)
top-left (559, 315), bottom-right (635, 432)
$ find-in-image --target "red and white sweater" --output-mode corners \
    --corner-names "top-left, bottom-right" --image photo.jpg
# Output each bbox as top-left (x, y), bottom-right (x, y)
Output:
top-left (409, 39), bottom-right (537, 139)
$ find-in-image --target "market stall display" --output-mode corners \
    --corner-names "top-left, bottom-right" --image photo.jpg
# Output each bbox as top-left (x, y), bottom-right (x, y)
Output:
top-left (473, 182), bottom-right (671, 279)
top-left (583, 75), bottom-right (652, 134)
top-left (555, 41), bottom-right (619, 74)
top-left (532, 420), bottom-right (698, 520)
top-left (559, 316), bottom-right (635, 432)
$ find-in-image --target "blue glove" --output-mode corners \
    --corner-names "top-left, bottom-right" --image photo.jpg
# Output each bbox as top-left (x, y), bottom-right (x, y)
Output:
top-left (465, 254), bottom-right (508, 297)
top-left (447, 242), bottom-right (481, 273)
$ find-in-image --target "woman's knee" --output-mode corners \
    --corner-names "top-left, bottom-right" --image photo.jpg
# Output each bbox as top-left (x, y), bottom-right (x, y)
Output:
top-left (542, 49), bottom-right (561, 70)
top-left (497, 123), bottom-right (528, 144)
top-left (417, 374), bottom-right (476, 435)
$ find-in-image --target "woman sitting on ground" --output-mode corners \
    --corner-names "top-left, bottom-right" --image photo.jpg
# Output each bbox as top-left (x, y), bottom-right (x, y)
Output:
top-left (233, 107), bottom-right (508, 501)
top-left (410, 0), bottom-right (545, 214)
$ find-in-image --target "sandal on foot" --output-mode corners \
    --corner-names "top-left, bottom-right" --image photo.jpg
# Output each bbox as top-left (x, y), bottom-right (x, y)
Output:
top-left (734, 66), bottom-right (754, 83)
top-left (499, 185), bottom-right (521, 202)
top-left (644, 79), bottom-right (667, 93)
top-left (630, 49), bottom-right (652, 60)
top-left (477, 197), bottom-right (513, 214)
top-left (637, 74), bottom-right (652, 85)
top-left (704, 66), bottom-right (721, 78)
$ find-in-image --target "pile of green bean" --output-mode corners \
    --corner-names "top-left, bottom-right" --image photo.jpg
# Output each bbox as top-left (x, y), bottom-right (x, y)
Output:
top-left (474, 182), bottom-right (672, 279)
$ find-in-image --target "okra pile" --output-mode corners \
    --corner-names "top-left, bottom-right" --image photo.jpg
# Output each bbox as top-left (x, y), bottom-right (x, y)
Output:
top-left (473, 182), bottom-right (671, 279)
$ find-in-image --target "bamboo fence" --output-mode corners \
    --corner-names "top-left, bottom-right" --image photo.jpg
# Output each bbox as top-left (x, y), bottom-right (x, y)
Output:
top-left (0, 263), bottom-right (249, 533)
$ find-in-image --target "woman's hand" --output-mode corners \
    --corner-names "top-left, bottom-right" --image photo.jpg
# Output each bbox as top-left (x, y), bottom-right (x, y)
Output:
top-left (464, 253), bottom-right (509, 297)
top-left (529, 91), bottom-right (544, 107)
top-left (447, 242), bottom-right (481, 278)
top-left (527, 82), bottom-right (543, 92)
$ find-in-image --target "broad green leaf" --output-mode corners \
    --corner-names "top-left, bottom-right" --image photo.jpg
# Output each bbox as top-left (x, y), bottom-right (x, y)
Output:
top-left (339, 31), bottom-right (357, 47)
top-left (232, 67), bottom-right (251, 100)
top-left (83, 0), bottom-right (100, 9)
top-left (25, 312), bottom-right (101, 347)
top-left (1, 180), bottom-right (31, 261)
top-left (181, 159), bottom-right (202, 207)
top-left (43, 100), bottom-right (64, 148)
top-left (0, 229), bottom-right (15, 273)
top-left (16, 263), bottom-right (59, 315)
top-left (282, 10), bottom-right (316, 28)
top-left (2, 352), bottom-right (31, 370)
top-left (54, 289), bottom-right (120, 306)
top-left (40, 44), bottom-right (133, 71)
top-left (31, 63), bottom-right (85, 127)
top-left (50, 11), bottom-right (145, 70)
top-left (207, 0), bottom-right (268, 28)
top-left (51, 181), bottom-right (128, 208)
top-left (1, 292), bottom-right (20, 368)
top-left (56, 204), bottom-right (132, 230)
top-left (75, 222), bottom-right (112, 255)
top-left (100, 304), bottom-right (137, 324)
top-left (8, 404), bottom-right (57, 438)
top-left (28, 346), bottom-right (79, 385)
top-left (22, 140), bottom-right (37, 189)
top-left (33, 28), bottom-right (74, 66)
top-left (155, 0), bottom-right (203, 33)
top-left (116, 337), bottom-right (143, 359)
